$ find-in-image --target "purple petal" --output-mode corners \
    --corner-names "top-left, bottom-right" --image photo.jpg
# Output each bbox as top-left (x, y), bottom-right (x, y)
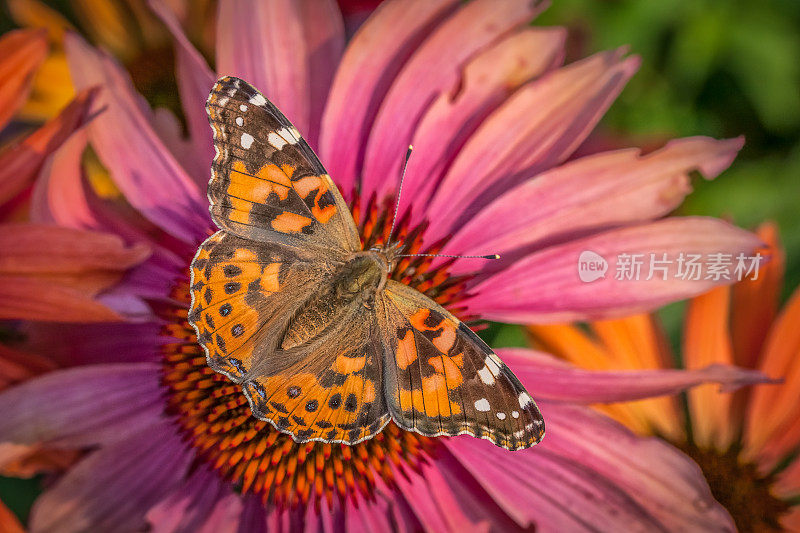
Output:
top-left (399, 27), bottom-right (567, 225)
top-left (64, 33), bottom-right (209, 243)
top-left (148, 0), bottom-right (216, 185)
top-left (0, 363), bottom-right (163, 450)
top-left (446, 402), bottom-right (734, 531)
top-left (319, 0), bottom-right (462, 198)
top-left (360, 0), bottom-right (549, 203)
top-left (147, 466), bottom-right (242, 533)
top-left (464, 217), bottom-right (762, 323)
top-left (216, 0), bottom-right (343, 147)
top-left (30, 422), bottom-right (192, 533)
top-left (499, 348), bottom-right (773, 403)
top-left (426, 49), bottom-right (640, 242)
top-left (444, 136), bottom-right (745, 257)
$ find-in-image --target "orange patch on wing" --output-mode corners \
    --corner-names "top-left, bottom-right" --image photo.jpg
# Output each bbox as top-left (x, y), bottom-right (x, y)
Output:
top-left (271, 212), bottom-right (312, 233)
top-left (396, 329), bottom-right (417, 369)
top-left (427, 356), bottom-right (465, 388)
top-left (260, 262), bottom-right (281, 292)
top-left (294, 175), bottom-right (323, 198)
top-left (432, 322), bottom-right (456, 354)
top-left (334, 353), bottom-right (366, 374)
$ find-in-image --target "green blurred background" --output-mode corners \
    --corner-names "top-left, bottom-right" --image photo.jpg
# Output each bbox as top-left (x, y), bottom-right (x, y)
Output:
top-left (1, 0), bottom-right (799, 524)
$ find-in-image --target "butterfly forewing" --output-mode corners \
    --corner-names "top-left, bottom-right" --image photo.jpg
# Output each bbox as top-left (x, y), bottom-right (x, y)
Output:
top-left (206, 76), bottom-right (359, 253)
top-left (377, 281), bottom-right (544, 450)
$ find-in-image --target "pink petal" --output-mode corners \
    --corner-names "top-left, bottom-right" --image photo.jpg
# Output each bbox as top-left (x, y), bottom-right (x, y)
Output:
top-left (359, 0), bottom-right (549, 203)
top-left (464, 217), bottom-right (762, 323)
top-left (65, 33), bottom-right (209, 243)
top-left (147, 466), bottom-right (241, 533)
top-left (446, 402), bottom-right (734, 531)
top-left (444, 136), bottom-right (745, 257)
top-left (0, 88), bottom-right (96, 208)
top-left (399, 27), bottom-right (567, 224)
top-left (216, 0), bottom-right (344, 147)
top-left (31, 129), bottom-right (192, 273)
top-left (30, 422), bottom-right (191, 533)
top-left (149, 0), bottom-right (216, 185)
top-left (0, 28), bottom-right (47, 129)
top-left (0, 364), bottom-right (162, 451)
top-left (499, 348), bottom-right (772, 403)
top-left (319, 0), bottom-right (462, 197)
top-left (426, 49), bottom-right (641, 242)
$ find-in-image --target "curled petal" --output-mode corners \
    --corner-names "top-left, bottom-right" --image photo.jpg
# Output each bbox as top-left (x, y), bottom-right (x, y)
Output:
top-left (29, 422), bottom-right (191, 533)
top-left (464, 217), bottom-right (762, 323)
top-left (65, 33), bottom-right (209, 243)
top-left (427, 49), bottom-right (640, 242)
top-left (0, 28), bottom-right (47, 129)
top-left (400, 27), bottom-right (567, 222)
top-left (499, 348), bottom-right (772, 403)
top-left (360, 0), bottom-right (549, 202)
top-left (320, 0), bottom-right (462, 197)
top-left (0, 88), bottom-right (96, 208)
top-left (445, 136), bottom-right (744, 257)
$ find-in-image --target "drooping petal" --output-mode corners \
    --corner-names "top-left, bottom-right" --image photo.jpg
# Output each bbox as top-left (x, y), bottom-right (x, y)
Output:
top-left (499, 348), bottom-right (769, 403)
top-left (0, 88), bottom-right (96, 208)
top-left (397, 27), bottom-right (566, 223)
top-left (29, 422), bottom-right (192, 533)
top-left (444, 136), bottom-right (744, 257)
top-left (744, 286), bottom-right (800, 466)
top-left (0, 342), bottom-right (56, 389)
top-left (215, 0), bottom-right (344, 147)
top-left (426, 48), bottom-right (640, 242)
top-left (0, 223), bottom-right (150, 322)
top-left (0, 28), bottom-right (47, 129)
top-left (683, 287), bottom-right (737, 450)
top-left (731, 222), bottom-right (783, 369)
top-left (148, 0), bottom-right (216, 186)
top-left (464, 217), bottom-right (762, 323)
top-left (146, 466), bottom-right (242, 533)
top-left (359, 0), bottom-right (549, 202)
top-left (0, 363), bottom-right (163, 451)
top-left (319, 0), bottom-right (462, 197)
top-left (64, 33), bottom-right (210, 243)
top-left (0, 499), bottom-right (24, 533)
top-left (447, 402), bottom-right (735, 531)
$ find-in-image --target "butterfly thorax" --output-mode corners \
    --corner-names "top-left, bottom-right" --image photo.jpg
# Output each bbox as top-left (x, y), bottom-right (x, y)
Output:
top-left (280, 250), bottom-right (390, 350)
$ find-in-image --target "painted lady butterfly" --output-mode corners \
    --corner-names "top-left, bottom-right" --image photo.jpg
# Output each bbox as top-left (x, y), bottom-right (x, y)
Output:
top-left (189, 76), bottom-right (544, 450)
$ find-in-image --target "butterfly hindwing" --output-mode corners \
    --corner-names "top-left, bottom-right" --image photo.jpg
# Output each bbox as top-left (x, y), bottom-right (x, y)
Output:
top-left (377, 281), bottom-right (544, 451)
top-left (206, 76), bottom-right (360, 253)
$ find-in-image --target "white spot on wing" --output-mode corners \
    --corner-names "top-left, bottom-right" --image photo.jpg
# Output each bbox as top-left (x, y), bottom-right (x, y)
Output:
top-left (512, 411), bottom-right (519, 418)
top-left (240, 133), bottom-right (254, 149)
top-left (239, 104), bottom-right (247, 112)
top-left (474, 398), bottom-right (490, 412)
top-left (518, 392), bottom-right (532, 408)
top-left (477, 365), bottom-right (495, 385)
top-left (485, 356), bottom-right (501, 376)
top-left (276, 127), bottom-right (299, 144)
top-left (235, 116), bottom-right (243, 126)
top-left (267, 132), bottom-right (288, 150)
top-left (496, 412), bottom-right (506, 420)
top-left (250, 93), bottom-right (267, 106)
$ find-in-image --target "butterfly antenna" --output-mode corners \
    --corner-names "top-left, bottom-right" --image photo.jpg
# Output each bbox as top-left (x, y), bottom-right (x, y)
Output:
top-left (396, 253), bottom-right (501, 260)
top-left (388, 145), bottom-right (414, 243)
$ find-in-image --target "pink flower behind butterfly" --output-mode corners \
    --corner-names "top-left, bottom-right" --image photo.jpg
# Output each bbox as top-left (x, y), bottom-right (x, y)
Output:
top-left (0, 0), bottom-right (768, 531)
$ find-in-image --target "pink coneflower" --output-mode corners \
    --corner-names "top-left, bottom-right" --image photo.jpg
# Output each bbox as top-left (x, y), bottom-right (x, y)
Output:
top-left (0, 1), bottom-right (770, 530)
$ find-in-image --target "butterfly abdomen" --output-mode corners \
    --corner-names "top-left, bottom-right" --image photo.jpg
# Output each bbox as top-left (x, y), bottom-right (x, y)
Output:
top-left (281, 253), bottom-right (386, 351)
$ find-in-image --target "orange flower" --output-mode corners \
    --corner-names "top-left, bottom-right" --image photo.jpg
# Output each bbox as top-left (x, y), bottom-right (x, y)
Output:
top-left (528, 222), bottom-right (800, 531)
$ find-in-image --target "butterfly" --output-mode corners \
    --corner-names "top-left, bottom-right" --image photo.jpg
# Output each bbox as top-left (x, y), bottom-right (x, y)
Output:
top-left (188, 76), bottom-right (544, 451)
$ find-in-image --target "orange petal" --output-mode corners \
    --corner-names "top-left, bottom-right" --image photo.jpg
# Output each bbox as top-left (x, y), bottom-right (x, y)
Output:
top-left (0, 498), bottom-right (24, 533)
top-left (744, 286), bottom-right (800, 464)
top-left (0, 88), bottom-right (97, 207)
top-left (0, 28), bottom-right (48, 129)
top-left (683, 286), bottom-right (736, 450)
